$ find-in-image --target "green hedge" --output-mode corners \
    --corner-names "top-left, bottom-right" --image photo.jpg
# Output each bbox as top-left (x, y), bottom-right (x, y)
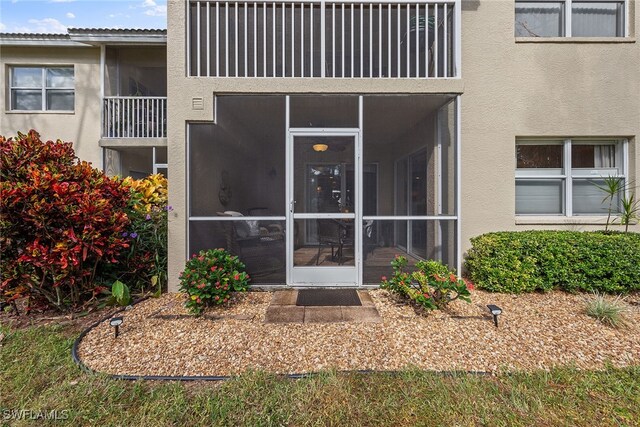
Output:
top-left (464, 231), bottom-right (640, 294)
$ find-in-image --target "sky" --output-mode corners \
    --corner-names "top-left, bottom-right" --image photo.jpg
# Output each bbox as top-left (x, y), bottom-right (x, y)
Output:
top-left (0, 0), bottom-right (167, 33)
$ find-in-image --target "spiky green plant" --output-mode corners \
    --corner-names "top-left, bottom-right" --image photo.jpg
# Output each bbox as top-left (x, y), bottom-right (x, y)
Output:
top-left (585, 292), bottom-right (629, 328)
top-left (595, 176), bottom-right (624, 231)
top-left (619, 193), bottom-right (639, 233)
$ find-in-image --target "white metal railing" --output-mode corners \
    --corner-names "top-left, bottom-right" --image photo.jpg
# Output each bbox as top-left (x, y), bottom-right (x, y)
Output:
top-left (102, 97), bottom-right (167, 138)
top-left (188, 0), bottom-right (458, 78)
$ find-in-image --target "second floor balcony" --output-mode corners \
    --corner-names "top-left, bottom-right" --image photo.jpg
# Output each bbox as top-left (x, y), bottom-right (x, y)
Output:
top-left (101, 45), bottom-right (167, 139)
top-left (187, 0), bottom-right (460, 79)
top-left (102, 96), bottom-right (167, 139)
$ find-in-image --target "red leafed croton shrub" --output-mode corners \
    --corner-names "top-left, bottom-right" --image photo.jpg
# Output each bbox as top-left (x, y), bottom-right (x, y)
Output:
top-left (0, 130), bottom-right (131, 312)
top-left (179, 249), bottom-right (250, 315)
top-left (381, 256), bottom-right (472, 311)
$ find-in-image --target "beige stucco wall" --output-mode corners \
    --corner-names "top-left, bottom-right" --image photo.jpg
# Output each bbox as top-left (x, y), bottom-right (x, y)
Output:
top-left (460, 0), bottom-right (640, 253)
top-left (0, 46), bottom-right (102, 167)
top-left (167, 0), bottom-right (640, 291)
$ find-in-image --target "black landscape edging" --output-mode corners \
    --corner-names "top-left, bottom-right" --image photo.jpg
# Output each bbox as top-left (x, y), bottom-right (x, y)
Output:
top-left (71, 297), bottom-right (149, 374)
top-left (72, 297), bottom-right (492, 381)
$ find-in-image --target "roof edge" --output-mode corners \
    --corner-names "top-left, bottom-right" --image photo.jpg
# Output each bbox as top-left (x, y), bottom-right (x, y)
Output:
top-left (0, 28), bottom-right (166, 46)
top-left (67, 28), bottom-right (166, 44)
top-left (0, 33), bottom-right (86, 47)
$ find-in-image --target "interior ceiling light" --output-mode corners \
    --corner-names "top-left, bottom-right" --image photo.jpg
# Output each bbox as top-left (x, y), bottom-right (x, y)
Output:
top-left (313, 143), bottom-right (329, 152)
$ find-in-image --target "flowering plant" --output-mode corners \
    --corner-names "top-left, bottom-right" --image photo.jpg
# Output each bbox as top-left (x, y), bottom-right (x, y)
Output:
top-left (381, 255), bottom-right (472, 311)
top-left (179, 249), bottom-right (250, 315)
top-left (96, 174), bottom-right (169, 297)
top-left (120, 174), bottom-right (169, 294)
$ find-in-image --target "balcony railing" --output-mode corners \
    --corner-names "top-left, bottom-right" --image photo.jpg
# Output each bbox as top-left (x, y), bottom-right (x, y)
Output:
top-left (188, 0), bottom-right (459, 78)
top-left (102, 96), bottom-right (167, 139)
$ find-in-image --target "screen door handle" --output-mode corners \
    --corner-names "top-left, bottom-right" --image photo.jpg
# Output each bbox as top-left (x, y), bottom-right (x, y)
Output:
top-left (289, 200), bottom-right (296, 213)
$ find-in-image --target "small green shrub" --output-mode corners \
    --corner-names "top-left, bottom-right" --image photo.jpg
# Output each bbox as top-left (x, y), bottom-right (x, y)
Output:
top-left (381, 256), bottom-right (471, 311)
top-left (465, 231), bottom-right (640, 294)
top-left (179, 249), bottom-right (250, 315)
top-left (110, 280), bottom-right (131, 306)
top-left (585, 293), bottom-right (629, 328)
top-left (415, 259), bottom-right (450, 278)
top-left (380, 255), bottom-right (411, 295)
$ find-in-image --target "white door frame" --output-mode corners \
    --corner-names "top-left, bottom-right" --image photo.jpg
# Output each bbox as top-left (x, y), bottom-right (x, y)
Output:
top-left (286, 127), bottom-right (362, 286)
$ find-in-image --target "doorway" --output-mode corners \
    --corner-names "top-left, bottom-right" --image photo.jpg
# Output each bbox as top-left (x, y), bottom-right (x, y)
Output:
top-left (287, 131), bottom-right (361, 285)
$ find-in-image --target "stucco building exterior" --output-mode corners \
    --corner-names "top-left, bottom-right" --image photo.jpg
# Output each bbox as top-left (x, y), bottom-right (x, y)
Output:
top-left (1, 28), bottom-right (168, 177)
top-left (2, 1), bottom-right (638, 292)
top-left (166, 0), bottom-right (639, 291)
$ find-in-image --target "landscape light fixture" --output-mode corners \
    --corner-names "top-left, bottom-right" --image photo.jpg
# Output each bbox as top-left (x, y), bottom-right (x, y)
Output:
top-left (486, 305), bottom-right (502, 328)
top-left (109, 316), bottom-right (124, 338)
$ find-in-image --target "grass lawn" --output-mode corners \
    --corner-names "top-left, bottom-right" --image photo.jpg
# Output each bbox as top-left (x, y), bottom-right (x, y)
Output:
top-left (1, 323), bottom-right (639, 427)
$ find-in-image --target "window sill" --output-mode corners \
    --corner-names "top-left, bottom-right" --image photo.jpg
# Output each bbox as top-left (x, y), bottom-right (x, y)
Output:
top-left (516, 37), bottom-right (636, 44)
top-left (6, 110), bottom-right (75, 115)
top-left (514, 216), bottom-right (631, 226)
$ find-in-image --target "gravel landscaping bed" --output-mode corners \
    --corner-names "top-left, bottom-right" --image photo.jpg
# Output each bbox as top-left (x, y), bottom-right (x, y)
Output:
top-left (77, 290), bottom-right (640, 376)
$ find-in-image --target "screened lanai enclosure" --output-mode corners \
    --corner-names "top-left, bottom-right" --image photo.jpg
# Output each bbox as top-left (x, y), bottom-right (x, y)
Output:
top-left (187, 0), bottom-right (459, 78)
top-left (188, 95), bottom-right (460, 286)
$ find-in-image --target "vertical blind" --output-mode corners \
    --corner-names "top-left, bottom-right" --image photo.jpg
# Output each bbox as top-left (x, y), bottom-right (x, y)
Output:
top-left (515, 1), bottom-right (624, 37)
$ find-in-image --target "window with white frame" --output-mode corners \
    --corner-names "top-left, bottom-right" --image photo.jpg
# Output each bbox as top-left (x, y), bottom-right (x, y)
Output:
top-left (515, 0), bottom-right (626, 37)
top-left (10, 66), bottom-right (75, 111)
top-left (515, 139), bottom-right (627, 216)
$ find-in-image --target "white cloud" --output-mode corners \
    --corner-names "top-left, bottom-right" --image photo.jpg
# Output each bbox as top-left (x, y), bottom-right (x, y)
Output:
top-left (66, 12), bottom-right (75, 19)
top-left (0, 22), bottom-right (6, 31)
top-left (108, 13), bottom-right (131, 19)
top-left (141, 0), bottom-right (166, 17)
top-left (24, 18), bottom-right (68, 34)
top-left (144, 7), bottom-right (166, 17)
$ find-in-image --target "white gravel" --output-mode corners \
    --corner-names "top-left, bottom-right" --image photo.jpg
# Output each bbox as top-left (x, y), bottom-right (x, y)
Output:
top-left (77, 290), bottom-right (640, 376)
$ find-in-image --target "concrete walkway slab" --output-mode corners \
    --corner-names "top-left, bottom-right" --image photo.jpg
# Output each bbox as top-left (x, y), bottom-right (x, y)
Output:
top-left (304, 306), bottom-right (343, 323)
top-left (271, 290), bottom-right (298, 306)
top-left (342, 306), bottom-right (383, 323)
top-left (263, 290), bottom-right (381, 324)
top-left (357, 290), bottom-right (375, 307)
top-left (264, 305), bottom-right (304, 323)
